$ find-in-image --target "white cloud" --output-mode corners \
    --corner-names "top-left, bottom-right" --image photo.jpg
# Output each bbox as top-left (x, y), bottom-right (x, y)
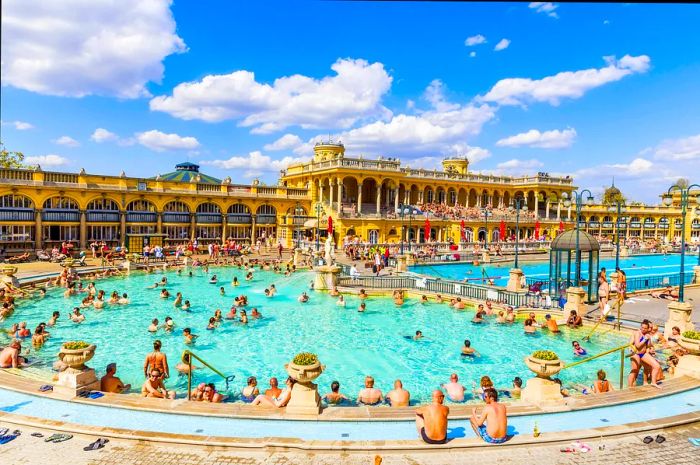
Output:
top-left (263, 133), bottom-right (303, 151)
top-left (494, 39), bottom-right (511, 52)
top-left (200, 151), bottom-right (309, 178)
top-left (575, 157), bottom-right (656, 179)
top-left (25, 154), bottom-right (69, 166)
top-left (494, 158), bottom-right (544, 174)
top-left (496, 128), bottom-right (577, 149)
top-left (150, 58), bottom-right (393, 134)
top-left (423, 80), bottom-right (459, 112)
top-left (1, 120), bottom-right (34, 130)
top-left (529, 2), bottom-right (559, 18)
top-left (53, 136), bottom-right (80, 147)
top-left (136, 130), bottom-right (200, 152)
top-left (649, 133), bottom-right (700, 161)
top-left (465, 34), bottom-right (487, 46)
top-left (469, 51), bottom-right (477, 58)
top-left (90, 128), bottom-right (118, 143)
top-left (480, 55), bottom-right (650, 106)
top-left (1, 0), bottom-right (185, 98)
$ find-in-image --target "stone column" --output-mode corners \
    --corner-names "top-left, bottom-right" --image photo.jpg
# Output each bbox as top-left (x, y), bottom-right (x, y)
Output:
top-left (221, 214), bottom-right (228, 240)
top-left (329, 180), bottom-right (334, 210)
top-left (156, 212), bottom-right (163, 234)
top-left (545, 201), bottom-right (550, 219)
top-left (507, 268), bottom-right (524, 292)
top-left (319, 184), bottom-right (324, 205)
top-left (477, 195), bottom-right (481, 208)
top-left (79, 210), bottom-right (87, 250)
top-left (564, 287), bottom-right (587, 321)
top-left (534, 194), bottom-right (539, 218)
top-left (557, 201), bottom-right (561, 220)
top-left (567, 205), bottom-right (572, 220)
top-left (488, 194), bottom-right (493, 208)
top-left (376, 183), bottom-right (381, 215)
top-left (336, 180), bottom-right (342, 214)
top-left (190, 213), bottom-right (196, 241)
top-left (251, 218), bottom-right (257, 243)
top-left (357, 182), bottom-right (363, 212)
top-left (35, 209), bottom-right (43, 250)
top-left (120, 211), bottom-right (127, 245)
top-left (394, 187), bottom-right (400, 212)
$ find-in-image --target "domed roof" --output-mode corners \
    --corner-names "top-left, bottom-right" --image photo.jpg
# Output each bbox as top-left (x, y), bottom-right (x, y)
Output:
top-left (551, 229), bottom-right (600, 251)
top-left (152, 162), bottom-right (221, 184)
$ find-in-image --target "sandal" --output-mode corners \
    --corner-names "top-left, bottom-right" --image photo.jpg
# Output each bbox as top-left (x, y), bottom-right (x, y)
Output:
top-left (655, 435), bottom-right (666, 444)
top-left (44, 434), bottom-right (62, 442)
top-left (52, 434), bottom-right (73, 443)
top-left (38, 385), bottom-right (53, 392)
top-left (31, 432), bottom-right (44, 438)
top-left (643, 436), bottom-right (654, 444)
top-left (83, 437), bottom-right (109, 451)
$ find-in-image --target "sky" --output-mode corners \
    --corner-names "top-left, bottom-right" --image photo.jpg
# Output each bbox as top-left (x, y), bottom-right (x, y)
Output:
top-left (2, 1), bottom-right (700, 203)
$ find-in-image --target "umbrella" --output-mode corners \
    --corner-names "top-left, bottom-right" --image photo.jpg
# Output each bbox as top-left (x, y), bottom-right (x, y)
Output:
top-left (534, 220), bottom-right (541, 239)
top-left (424, 217), bottom-right (431, 242)
top-left (327, 216), bottom-right (333, 234)
top-left (460, 219), bottom-right (466, 241)
top-left (559, 220), bottom-right (565, 233)
top-left (499, 220), bottom-right (506, 242)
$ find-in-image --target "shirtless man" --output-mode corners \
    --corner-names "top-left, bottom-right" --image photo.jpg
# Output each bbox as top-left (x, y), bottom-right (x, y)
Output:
top-left (100, 363), bottom-right (131, 393)
top-left (144, 340), bottom-right (170, 379)
top-left (461, 339), bottom-right (480, 357)
top-left (441, 373), bottom-right (466, 402)
top-left (264, 377), bottom-right (282, 399)
top-left (628, 319), bottom-right (662, 388)
top-left (415, 390), bottom-right (449, 444)
top-left (544, 314), bottom-right (560, 332)
top-left (0, 340), bottom-right (25, 368)
top-left (453, 297), bottom-right (465, 310)
top-left (386, 379), bottom-right (410, 407)
top-left (357, 375), bottom-right (383, 405)
top-left (71, 307), bottom-right (85, 323)
top-left (470, 388), bottom-right (508, 444)
top-left (141, 369), bottom-right (176, 399)
top-left (251, 377), bottom-right (294, 407)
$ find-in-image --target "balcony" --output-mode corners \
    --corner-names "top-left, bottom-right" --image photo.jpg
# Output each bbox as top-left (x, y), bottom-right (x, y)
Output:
top-left (43, 210), bottom-right (80, 222)
top-left (692, 223), bottom-right (700, 230)
top-left (195, 213), bottom-right (222, 224)
top-left (162, 212), bottom-right (190, 224)
top-left (86, 211), bottom-right (120, 222)
top-left (0, 209), bottom-right (34, 222)
top-left (602, 222), bottom-right (614, 228)
top-left (578, 222), bottom-right (586, 228)
top-left (126, 212), bottom-right (157, 223)
top-left (227, 214), bottom-right (252, 224)
top-left (630, 222), bottom-right (642, 228)
top-left (256, 214), bottom-right (277, 224)
top-left (588, 222), bottom-right (600, 228)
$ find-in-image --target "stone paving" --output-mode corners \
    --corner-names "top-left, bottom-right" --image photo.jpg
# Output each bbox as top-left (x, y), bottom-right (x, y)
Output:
top-left (1, 421), bottom-right (699, 465)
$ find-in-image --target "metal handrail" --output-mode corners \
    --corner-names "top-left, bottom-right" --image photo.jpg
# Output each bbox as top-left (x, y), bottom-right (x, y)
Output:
top-left (560, 341), bottom-right (633, 389)
top-left (181, 349), bottom-right (235, 400)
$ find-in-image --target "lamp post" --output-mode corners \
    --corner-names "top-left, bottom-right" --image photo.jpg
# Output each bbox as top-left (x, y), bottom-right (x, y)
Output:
top-left (315, 202), bottom-right (322, 252)
top-left (662, 183), bottom-right (700, 303)
top-left (481, 207), bottom-right (492, 247)
top-left (608, 200), bottom-right (627, 271)
top-left (294, 201), bottom-right (302, 249)
top-left (396, 204), bottom-right (419, 254)
top-left (509, 196), bottom-right (525, 269)
top-left (562, 189), bottom-right (595, 286)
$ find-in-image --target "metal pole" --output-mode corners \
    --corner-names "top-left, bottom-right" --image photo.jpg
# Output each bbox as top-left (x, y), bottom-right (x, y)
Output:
top-left (187, 353), bottom-right (192, 401)
top-left (615, 201), bottom-right (621, 271)
top-left (619, 348), bottom-right (624, 390)
top-left (484, 209), bottom-right (489, 247)
top-left (515, 200), bottom-right (520, 269)
top-left (679, 190), bottom-right (687, 303)
top-left (408, 213), bottom-right (412, 252)
top-left (316, 203), bottom-right (320, 252)
top-left (575, 194), bottom-right (581, 286)
top-left (399, 208), bottom-right (405, 255)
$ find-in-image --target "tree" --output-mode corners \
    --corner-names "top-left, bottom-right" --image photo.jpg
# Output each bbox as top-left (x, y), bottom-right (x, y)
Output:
top-left (0, 141), bottom-right (26, 168)
top-left (675, 178), bottom-right (690, 189)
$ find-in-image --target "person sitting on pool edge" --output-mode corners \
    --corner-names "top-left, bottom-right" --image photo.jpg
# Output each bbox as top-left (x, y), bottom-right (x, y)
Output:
top-left (251, 377), bottom-right (295, 408)
top-left (357, 375), bottom-right (384, 405)
top-left (100, 362), bottom-right (131, 394)
top-left (323, 380), bottom-right (350, 405)
top-left (265, 377), bottom-right (282, 399)
top-left (241, 376), bottom-right (259, 402)
top-left (593, 369), bottom-right (614, 394)
top-left (442, 373), bottom-right (466, 402)
top-left (415, 390), bottom-right (449, 445)
top-left (141, 369), bottom-right (176, 399)
top-left (469, 388), bottom-right (508, 444)
top-left (386, 379), bottom-right (410, 407)
top-left (567, 310), bottom-right (583, 327)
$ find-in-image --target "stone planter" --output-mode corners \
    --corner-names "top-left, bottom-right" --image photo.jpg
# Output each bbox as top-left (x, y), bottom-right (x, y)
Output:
top-left (680, 336), bottom-right (700, 356)
top-left (285, 360), bottom-right (325, 383)
top-left (0, 265), bottom-right (18, 276)
top-left (524, 355), bottom-right (564, 379)
top-left (58, 343), bottom-right (96, 372)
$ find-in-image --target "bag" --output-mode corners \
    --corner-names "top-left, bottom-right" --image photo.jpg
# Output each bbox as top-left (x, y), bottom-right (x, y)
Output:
top-left (603, 303), bottom-right (611, 316)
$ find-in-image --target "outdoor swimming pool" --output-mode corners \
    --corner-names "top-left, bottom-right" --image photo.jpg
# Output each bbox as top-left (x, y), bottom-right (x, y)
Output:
top-left (411, 253), bottom-right (697, 288)
top-left (1, 268), bottom-right (631, 403)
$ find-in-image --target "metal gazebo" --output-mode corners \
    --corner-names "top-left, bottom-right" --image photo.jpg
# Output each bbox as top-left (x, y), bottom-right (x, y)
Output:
top-left (548, 229), bottom-right (601, 303)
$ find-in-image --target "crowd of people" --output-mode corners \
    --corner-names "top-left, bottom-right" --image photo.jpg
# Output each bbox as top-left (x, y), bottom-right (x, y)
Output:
top-left (416, 203), bottom-right (538, 222)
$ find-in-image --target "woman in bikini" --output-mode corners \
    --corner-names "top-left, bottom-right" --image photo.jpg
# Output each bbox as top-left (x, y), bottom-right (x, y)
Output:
top-left (143, 340), bottom-right (169, 379)
top-left (593, 369), bottom-right (614, 393)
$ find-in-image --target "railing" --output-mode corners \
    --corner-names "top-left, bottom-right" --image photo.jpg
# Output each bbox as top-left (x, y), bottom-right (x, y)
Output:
top-left (560, 341), bottom-right (631, 389)
top-left (197, 183), bottom-right (220, 192)
top-left (227, 213), bottom-right (252, 224)
top-left (162, 212), bottom-right (190, 223)
top-left (45, 172), bottom-right (79, 184)
top-left (0, 209), bottom-right (34, 221)
top-left (42, 209), bottom-right (80, 222)
top-left (256, 214), bottom-right (276, 224)
top-left (181, 350), bottom-right (236, 401)
top-left (0, 169), bottom-right (33, 181)
top-left (257, 187), bottom-right (277, 196)
top-left (126, 212), bottom-right (157, 223)
top-left (195, 213), bottom-right (222, 224)
top-left (626, 272), bottom-right (695, 292)
top-left (86, 211), bottom-right (120, 222)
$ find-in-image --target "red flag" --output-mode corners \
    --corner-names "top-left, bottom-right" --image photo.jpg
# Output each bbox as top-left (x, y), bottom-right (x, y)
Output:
top-left (534, 220), bottom-right (541, 239)
top-left (424, 217), bottom-right (431, 242)
top-left (559, 220), bottom-right (564, 233)
top-left (327, 216), bottom-right (333, 234)
top-left (499, 220), bottom-right (506, 242)
top-left (460, 219), bottom-right (466, 241)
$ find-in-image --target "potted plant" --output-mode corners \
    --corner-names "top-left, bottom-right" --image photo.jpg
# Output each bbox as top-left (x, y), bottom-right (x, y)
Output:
top-left (680, 330), bottom-right (700, 356)
top-left (285, 352), bottom-right (324, 383)
top-left (524, 350), bottom-right (564, 378)
top-left (58, 341), bottom-right (96, 371)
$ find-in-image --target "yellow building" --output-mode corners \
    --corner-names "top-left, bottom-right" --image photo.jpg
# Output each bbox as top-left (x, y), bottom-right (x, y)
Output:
top-left (0, 145), bottom-right (697, 253)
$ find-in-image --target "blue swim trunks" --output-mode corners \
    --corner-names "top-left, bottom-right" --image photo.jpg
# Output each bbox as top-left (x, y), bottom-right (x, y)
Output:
top-left (477, 425), bottom-right (507, 444)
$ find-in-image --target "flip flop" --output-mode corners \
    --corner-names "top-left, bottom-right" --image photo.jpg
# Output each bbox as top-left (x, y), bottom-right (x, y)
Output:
top-left (31, 433), bottom-right (44, 438)
top-left (38, 385), bottom-right (53, 392)
top-left (88, 392), bottom-right (104, 399)
top-left (44, 434), bottom-right (62, 442)
top-left (0, 434), bottom-right (19, 445)
top-left (52, 434), bottom-right (73, 443)
top-left (689, 438), bottom-right (700, 447)
top-left (83, 437), bottom-right (109, 451)
top-left (655, 435), bottom-right (666, 444)
top-left (643, 436), bottom-right (654, 444)
top-left (0, 428), bottom-right (8, 436)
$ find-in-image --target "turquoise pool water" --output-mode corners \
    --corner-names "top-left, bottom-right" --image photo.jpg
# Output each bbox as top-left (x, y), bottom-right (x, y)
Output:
top-left (1, 268), bottom-right (630, 403)
top-left (411, 253), bottom-right (697, 287)
top-left (1, 387), bottom-right (698, 440)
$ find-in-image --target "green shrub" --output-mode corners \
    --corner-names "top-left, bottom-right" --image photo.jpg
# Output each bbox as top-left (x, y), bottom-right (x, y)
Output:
top-left (531, 350), bottom-right (559, 361)
top-left (292, 352), bottom-right (318, 365)
top-left (63, 341), bottom-right (91, 350)
top-left (682, 330), bottom-right (700, 341)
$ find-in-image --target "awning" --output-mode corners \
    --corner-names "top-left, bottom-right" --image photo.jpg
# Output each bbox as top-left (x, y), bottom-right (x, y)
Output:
top-left (303, 219), bottom-right (318, 228)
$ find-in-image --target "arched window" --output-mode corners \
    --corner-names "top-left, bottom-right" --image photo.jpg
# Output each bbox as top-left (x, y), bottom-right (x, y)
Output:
top-left (256, 205), bottom-right (277, 224)
top-left (0, 194), bottom-right (34, 222)
top-left (196, 202), bottom-right (221, 213)
top-left (87, 198), bottom-right (119, 211)
top-left (0, 194), bottom-right (33, 209)
top-left (126, 200), bottom-right (156, 212)
top-left (163, 201), bottom-right (190, 212)
top-left (163, 201), bottom-right (191, 224)
top-left (43, 196), bottom-right (78, 210)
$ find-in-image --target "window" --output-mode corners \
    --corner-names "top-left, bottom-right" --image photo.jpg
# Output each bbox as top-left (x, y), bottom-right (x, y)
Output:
top-left (127, 225), bottom-right (156, 234)
top-left (164, 201), bottom-right (190, 212)
top-left (195, 226), bottom-right (221, 239)
top-left (163, 225), bottom-right (190, 239)
top-left (227, 226), bottom-right (251, 240)
top-left (43, 225), bottom-right (79, 241)
top-left (0, 225), bottom-right (34, 242)
top-left (88, 225), bottom-right (119, 241)
top-left (87, 198), bottom-right (119, 211)
top-left (43, 196), bottom-right (78, 210)
top-left (0, 194), bottom-right (33, 209)
top-left (196, 202), bottom-right (221, 213)
top-left (126, 200), bottom-right (155, 212)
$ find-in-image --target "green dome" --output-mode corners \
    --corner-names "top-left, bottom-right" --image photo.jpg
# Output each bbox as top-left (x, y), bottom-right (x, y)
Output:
top-left (152, 162), bottom-right (221, 184)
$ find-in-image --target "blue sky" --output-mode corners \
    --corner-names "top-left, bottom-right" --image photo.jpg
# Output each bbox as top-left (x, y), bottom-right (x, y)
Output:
top-left (2, 1), bottom-right (700, 203)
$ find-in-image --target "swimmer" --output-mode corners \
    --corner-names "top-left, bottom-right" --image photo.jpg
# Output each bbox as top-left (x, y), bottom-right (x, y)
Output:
top-left (182, 300), bottom-right (191, 311)
top-left (420, 295), bottom-right (429, 304)
top-left (495, 311), bottom-right (506, 324)
top-left (93, 291), bottom-right (105, 309)
top-left (572, 340), bottom-right (587, 356)
top-left (245, 272), bottom-right (253, 281)
top-left (264, 288), bottom-right (271, 297)
top-left (454, 297), bottom-right (465, 310)
top-left (394, 290), bottom-right (404, 306)
top-left (329, 287), bottom-right (339, 297)
top-left (414, 330), bottom-right (424, 341)
top-left (209, 275), bottom-right (218, 284)
top-left (108, 291), bottom-right (119, 304)
top-left (148, 318), bottom-right (159, 332)
top-left (269, 284), bottom-right (277, 296)
top-left (71, 307), bottom-right (85, 323)
top-left (118, 292), bottom-right (130, 305)
top-left (544, 314), bottom-right (560, 333)
top-left (225, 307), bottom-right (237, 319)
top-left (183, 327), bottom-right (198, 344)
top-left (206, 317), bottom-right (217, 330)
top-left (160, 289), bottom-right (170, 299)
top-left (164, 316), bottom-right (175, 332)
top-left (505, 307), bottom-right (515, 324)
top-left (213, 309), bottom-right (222, 322)
top-left (174, 292), bottom-right (183, 307)
top-left (358, 302), bottom-right (366, 313)
top-left (435, 294), bottom-right (444, 303)
top-left (220, 286), bottom-right (225, 296)
top-left (523, 318), bottom-right (536, 334)
top-left (298, 292), bottom-right (309, 303)
top-left (461, 339), bottom-right (480, 357)
top-left (232, 276), bottom-right (239, 287)
top-left (240, 310), bottom-right (248, 324)
top-left (48, 311), bottom-right (60, 327)
top-left (251, 308), bottom-right (261, 319)
top-left (472, 305), bottom-right (486, 324)
top-left (336, 295), bottom-right (346, 307)
top-left (359, 289), bottom-right (368, 300)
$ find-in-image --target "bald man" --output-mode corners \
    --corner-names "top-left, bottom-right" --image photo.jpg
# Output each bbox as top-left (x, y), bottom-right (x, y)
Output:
top-left (386, 379), bottom-right (410, 407)
top-left (415, 390), bottom-right (449, 444)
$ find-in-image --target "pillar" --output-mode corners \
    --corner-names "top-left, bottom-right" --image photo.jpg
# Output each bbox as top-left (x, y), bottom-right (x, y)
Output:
top-left (336, 179), bottom-right (342, 214)
top-left (488, 194), bottom-right (493, 208)
top-left (251, 218), bottom-right (257, 243)
top-left (79, 210), bottom-right (87, 250)
top-left (35, 209), bottom-right (43, 250)
top-left (319, 184), bottom-right (325, 205)
top-left (190, 213), bottom-right (196, 241)
top-left (376, 183), bottom-right (381, 215)
top-left (357, 181), bottom-right (363, 212)
top-left (120, 211), bottom-right (127, 246)
top-left (329, 180), bottom-right (334, 210)
top-left (665, 301), bottom-right (694, 337)
top-left (568, 205), bottom-right (572, 220)
top-left (394, 187), bottom-right (400, 212)
top-left (557, 201), bottom-right (561, 220)
top-left (477, 195), bottom-right (481, 208)
top-left (507, 268), bottom-right (524, 292)
top-left (534, 194), bottom-right (539, 218)
top-left (418, 190), bottom-right (424, 203)
top-left (221, 214), bottom-right (228, 241)
top-left (156, 212), bottom-right (163, 234)
top-left (545, 201), bottom-right (550, 219)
